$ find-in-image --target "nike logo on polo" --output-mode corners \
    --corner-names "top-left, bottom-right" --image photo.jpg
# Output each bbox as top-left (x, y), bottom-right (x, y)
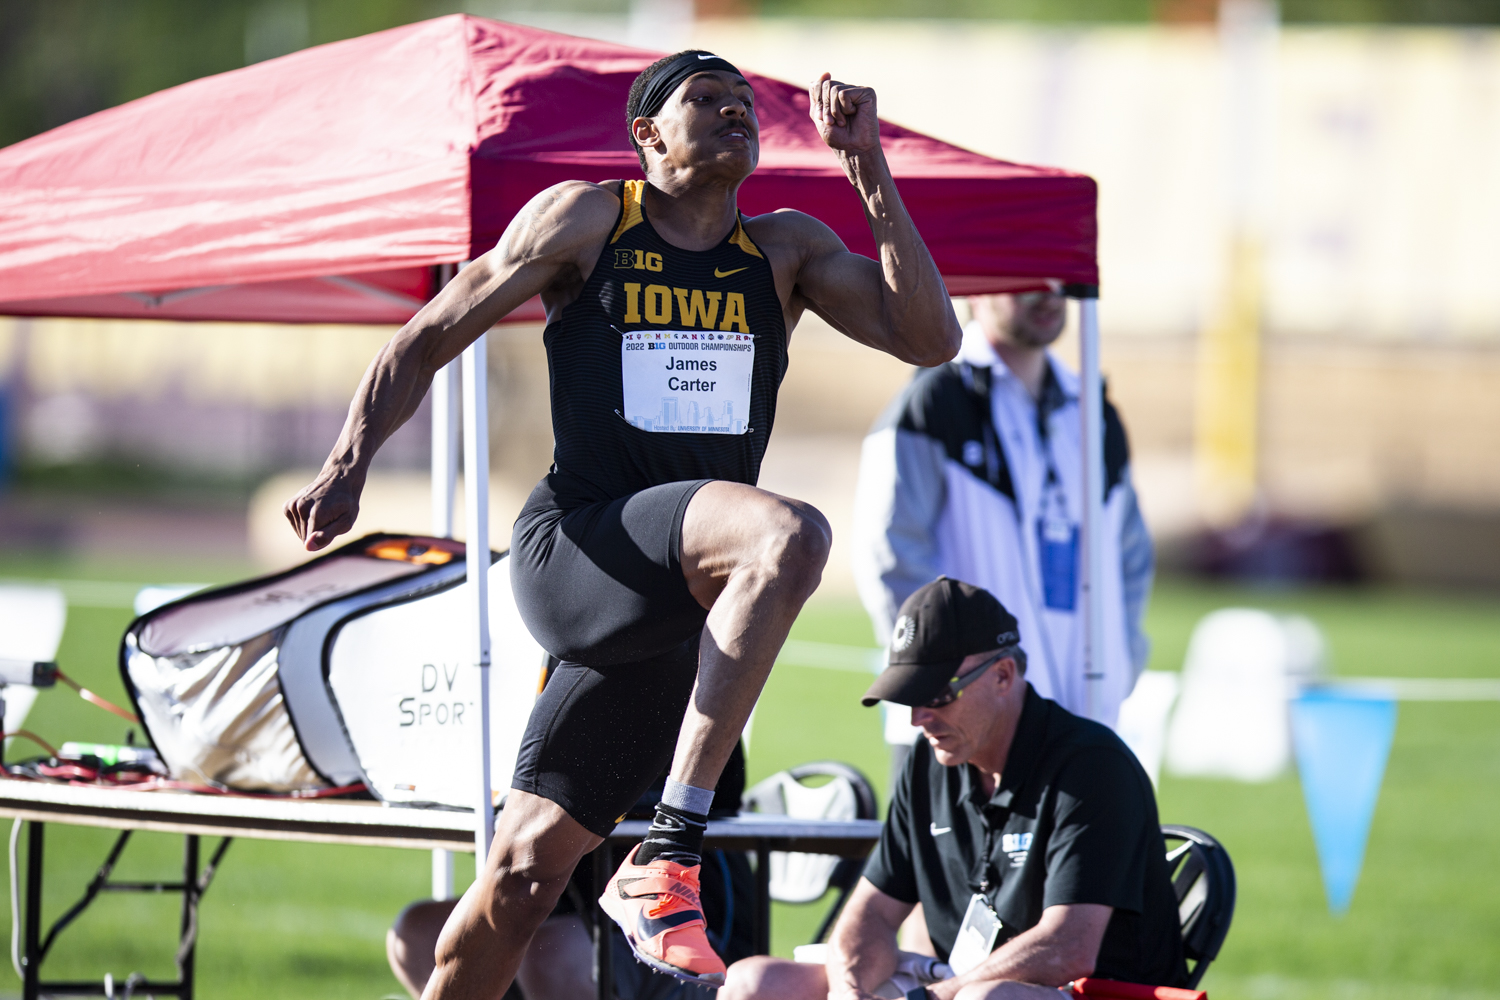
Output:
top-left (714, 266), bottom-right (748, 278)
top-left (930, 823), bottom-right (952, 836)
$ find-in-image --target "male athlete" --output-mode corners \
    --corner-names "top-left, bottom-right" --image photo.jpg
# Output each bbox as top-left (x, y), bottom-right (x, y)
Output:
top-left (284, 51), bottom-right (963, 999)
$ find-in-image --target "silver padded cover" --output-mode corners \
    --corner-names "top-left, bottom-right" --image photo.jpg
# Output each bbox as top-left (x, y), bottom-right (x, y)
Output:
top-left (277, 561), bottom-right (468, 785)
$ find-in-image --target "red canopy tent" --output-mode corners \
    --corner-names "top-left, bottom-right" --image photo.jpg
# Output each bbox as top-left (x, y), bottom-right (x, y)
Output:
top-left (0, 15), bottom-right (1110, 875)
top-left (0, 14), bottom-right (1096, 323)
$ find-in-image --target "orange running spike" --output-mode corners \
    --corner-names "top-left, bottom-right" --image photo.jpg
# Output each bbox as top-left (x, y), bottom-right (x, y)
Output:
top-left (599, 844), bottom-right (726, 986)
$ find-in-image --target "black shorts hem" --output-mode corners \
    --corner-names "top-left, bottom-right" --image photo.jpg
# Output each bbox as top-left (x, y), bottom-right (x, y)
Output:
top-left (510, 776), bottom-right (622, 841)
top-left (668, 478), bottom-right (710, 579)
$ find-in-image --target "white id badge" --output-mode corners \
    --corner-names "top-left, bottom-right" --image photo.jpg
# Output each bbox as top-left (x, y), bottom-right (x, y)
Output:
top-left (620, 330), bottom-right (754, 434)
top-left (945, 893), bottom-right (1003, 976)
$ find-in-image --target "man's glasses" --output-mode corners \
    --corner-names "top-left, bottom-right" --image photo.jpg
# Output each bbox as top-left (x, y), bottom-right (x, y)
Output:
top-left (921, 647), bottom-right (1023, 709)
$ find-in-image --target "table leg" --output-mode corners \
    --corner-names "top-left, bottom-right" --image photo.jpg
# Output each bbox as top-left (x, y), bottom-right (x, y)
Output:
top-left (754, 842), bottom-right (771, 956)
top-left (178, 834), bottom-right (200, 1000)
top-left (592, 844), bottom-right (613, 1000)
top-left (23, 822), bottom-right (42, 1000)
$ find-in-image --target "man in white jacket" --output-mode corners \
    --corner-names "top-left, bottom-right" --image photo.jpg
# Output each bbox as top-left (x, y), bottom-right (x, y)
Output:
top-left (852, 291), bottom-right (1154, 754)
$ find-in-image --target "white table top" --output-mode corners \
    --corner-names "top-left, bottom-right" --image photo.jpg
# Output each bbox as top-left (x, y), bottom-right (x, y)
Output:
top-left (0, 779), bottom-right (882, 855)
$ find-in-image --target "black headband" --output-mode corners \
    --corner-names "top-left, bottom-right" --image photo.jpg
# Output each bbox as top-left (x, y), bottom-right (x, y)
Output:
top-left (636, 52), bottom-right (746, 120)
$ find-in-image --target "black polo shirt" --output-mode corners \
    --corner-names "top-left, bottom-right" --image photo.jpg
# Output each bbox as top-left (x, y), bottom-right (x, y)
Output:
top-left (863, 685), bottom-right (1186, 987)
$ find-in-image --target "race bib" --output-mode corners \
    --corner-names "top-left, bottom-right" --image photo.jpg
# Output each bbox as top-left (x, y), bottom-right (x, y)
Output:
top-left (620, 330), bottom-right (754, 434)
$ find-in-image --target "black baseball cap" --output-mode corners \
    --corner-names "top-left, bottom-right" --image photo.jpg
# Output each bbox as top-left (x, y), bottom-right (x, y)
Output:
top-left (861, 577), bottom-right (1020, 708)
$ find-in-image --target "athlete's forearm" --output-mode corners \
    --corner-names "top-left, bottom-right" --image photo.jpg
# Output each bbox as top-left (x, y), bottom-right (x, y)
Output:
top-left (316, 264), bottom-right (504, 483)
top-left (317, 331), bottom-right (441, 485)
top-left (838, 145), bottom-right (961, 367)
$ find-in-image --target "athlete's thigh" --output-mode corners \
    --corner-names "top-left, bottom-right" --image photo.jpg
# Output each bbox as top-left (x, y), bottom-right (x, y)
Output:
top-left (679, 481), bottom-right (831, 606)
top-left (510, 639), bottom-right (700, 839)
top-left (512, 478), bottom-right (711, 664)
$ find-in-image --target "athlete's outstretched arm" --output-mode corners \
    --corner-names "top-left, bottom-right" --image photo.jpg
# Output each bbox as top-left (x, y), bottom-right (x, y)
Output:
top-left (794, 73), bottom-right (962, 367)
top-left (284, 182), bottom-right (618, 551)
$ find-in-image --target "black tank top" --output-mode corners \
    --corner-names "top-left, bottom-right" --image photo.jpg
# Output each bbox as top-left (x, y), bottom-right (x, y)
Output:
top-left (542, 180), bottom-right (788, 504)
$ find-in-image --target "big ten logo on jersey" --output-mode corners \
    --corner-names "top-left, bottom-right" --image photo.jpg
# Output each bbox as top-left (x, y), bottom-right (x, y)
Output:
top-left (397, 662), bottom-right (471, 727)
top-left (621, 283), bottom-right (750, 334)
top-left (615, 248), bottom-right (663, 272)
top-left (1001, 831), bottom-right (1033, 868)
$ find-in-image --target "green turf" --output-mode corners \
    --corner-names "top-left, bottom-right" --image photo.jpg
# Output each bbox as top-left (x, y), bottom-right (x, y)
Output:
top-left (0, 560), bottom-right (1496, 999)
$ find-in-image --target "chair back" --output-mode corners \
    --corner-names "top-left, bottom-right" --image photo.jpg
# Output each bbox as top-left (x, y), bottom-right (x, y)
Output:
top-left (742, 762), bottom-right (878, 904)
top-left (1161, 825), bottom-right (1236, 989)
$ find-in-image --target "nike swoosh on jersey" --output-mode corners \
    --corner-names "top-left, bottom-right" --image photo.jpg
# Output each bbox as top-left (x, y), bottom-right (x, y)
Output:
top-left (930, 823), bottom-right (953, 836)
top-left (714, 266), bottom-right (749, 278)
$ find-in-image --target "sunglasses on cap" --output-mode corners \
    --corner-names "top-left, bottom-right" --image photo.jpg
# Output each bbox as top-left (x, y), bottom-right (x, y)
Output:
top-left (922, 645), bottom-right (1025, 709)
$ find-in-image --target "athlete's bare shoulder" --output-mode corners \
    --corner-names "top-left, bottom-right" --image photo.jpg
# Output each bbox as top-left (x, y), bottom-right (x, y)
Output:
top-left (740, 208), bottom-right (842, 257)
top-left (497, 180), bottom-right (622, 266)
top-left (739, 208), bottom-right (846, 311)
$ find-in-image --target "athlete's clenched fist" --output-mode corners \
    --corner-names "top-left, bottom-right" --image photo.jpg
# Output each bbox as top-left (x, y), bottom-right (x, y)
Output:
top-left (283, 470), bottom-right (361, 552)
top-left (808, 72), bottom-right (879, 155)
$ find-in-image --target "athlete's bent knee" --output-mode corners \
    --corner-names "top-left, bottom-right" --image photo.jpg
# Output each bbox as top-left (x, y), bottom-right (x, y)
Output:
top-left (483, 836), bottom-right (577, 925)
top-left (765, 505), bottom-right (830, 592)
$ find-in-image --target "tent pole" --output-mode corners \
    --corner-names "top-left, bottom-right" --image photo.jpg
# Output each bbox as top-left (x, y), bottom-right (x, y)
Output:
top-left (462, 332), bottom-right (495, 873)
top-left (1077, 294), bottom-right (1105, 722)
top-left (430, 263), bottom-right (460, 899)
top-left (431, 362), bottom-right (459, 537)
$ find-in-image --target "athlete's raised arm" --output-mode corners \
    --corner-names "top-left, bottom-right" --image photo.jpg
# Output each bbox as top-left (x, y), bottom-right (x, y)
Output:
top-left (778, 74), bottom-right (962, 366)
top-left (284, 181), bottom-right (619, 551)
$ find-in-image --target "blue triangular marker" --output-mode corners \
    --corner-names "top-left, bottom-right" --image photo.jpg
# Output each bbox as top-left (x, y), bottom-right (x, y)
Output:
top-left (1291, 691), bottom-right (1397, 915)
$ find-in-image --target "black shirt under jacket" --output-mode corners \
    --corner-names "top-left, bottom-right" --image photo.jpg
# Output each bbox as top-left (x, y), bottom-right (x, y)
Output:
top-left (862, 684), bottom-right (1187, 987)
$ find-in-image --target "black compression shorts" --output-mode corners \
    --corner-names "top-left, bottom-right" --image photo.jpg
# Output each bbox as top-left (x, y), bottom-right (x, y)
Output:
top-left (509, 474), bottom-right (713, 837)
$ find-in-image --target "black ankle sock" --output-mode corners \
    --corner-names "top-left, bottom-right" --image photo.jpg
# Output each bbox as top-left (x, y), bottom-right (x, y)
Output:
top-left (635, 802), bottom-right (708, 867)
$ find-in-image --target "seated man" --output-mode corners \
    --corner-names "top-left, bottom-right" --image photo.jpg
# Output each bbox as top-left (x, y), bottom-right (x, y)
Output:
top-left (722, 578), bottom-right (1186, 1000)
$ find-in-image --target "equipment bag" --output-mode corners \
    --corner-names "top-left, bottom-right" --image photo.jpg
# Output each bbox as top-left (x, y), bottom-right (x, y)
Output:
top-left (121, 533), bottom-right (546, 805)
top-left (322, 544), bottom-right (546, 808)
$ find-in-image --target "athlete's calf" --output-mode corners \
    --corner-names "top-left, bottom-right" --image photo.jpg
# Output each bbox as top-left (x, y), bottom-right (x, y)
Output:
top-left (424, 792), bottom-right (600, 1000)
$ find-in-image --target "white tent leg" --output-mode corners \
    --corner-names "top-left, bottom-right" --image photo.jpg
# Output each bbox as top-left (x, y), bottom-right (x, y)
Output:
top-left (430, 266), bottom-right (462, 898)
top-left (430, 361), bottom-right (460, 539)
top-left (432, 845), bottom-right (455, 901)
top-left (463, 333), bottom-right (495, 872)
top-left (1078, 297), bottom-right (1105, 722)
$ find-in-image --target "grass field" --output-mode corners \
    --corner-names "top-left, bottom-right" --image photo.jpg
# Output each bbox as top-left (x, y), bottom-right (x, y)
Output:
top-left (1, 555), bottom-right (1497, 999)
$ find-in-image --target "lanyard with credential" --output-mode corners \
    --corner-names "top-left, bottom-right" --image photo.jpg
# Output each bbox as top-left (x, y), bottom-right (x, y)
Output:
top-left (1034, 376), bottom-right (1079, 613)
top-left (964, 363), bottom-right (1067, 684)
top-left (942, 820), bottom-right (1005, 979)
